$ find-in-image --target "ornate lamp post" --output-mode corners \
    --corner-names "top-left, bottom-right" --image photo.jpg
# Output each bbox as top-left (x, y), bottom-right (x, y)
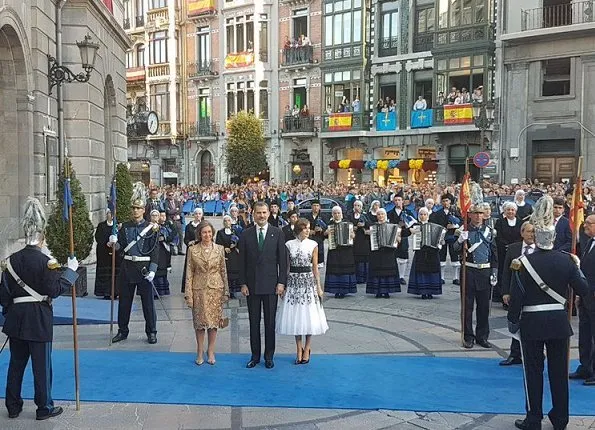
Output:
top-left (472, 102), bottom-right (495, 178)
top-left (48, 34), bottom-right (100, 95)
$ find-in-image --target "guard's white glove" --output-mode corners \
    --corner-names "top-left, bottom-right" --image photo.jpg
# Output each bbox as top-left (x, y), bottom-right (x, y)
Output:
top-left (144, 271), bottom-right (155, 282)
top-left (67, 257), bottom-right (79, 272)
top-left (108, 235), bottom-right (118, 245)
top-left (458, 230), bottom-right (469, 243)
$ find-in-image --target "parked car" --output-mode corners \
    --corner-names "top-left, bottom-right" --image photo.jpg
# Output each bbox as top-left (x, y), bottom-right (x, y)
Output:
top-left (297, 197), bottom-right (346, 222)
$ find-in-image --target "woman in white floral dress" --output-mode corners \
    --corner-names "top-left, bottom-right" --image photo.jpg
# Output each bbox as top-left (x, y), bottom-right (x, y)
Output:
top-left (276, 218), bottom-right (329, 364)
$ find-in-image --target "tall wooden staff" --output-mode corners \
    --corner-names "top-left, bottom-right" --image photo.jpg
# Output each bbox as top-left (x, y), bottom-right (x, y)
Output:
top-left (459, 158), bottom-right (472, 347)
top-left (64, 160), bottom-right (81, 411)
top-left (109, 178), bottom-right (117, 345)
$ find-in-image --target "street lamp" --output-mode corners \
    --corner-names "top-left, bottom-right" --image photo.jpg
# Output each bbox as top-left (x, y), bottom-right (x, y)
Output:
top-left (48, 34), bottom-right (100, 95)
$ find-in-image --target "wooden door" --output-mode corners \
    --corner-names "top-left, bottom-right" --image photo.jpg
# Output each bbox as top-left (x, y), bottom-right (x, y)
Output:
top-left (533, 157), bottom-right (576, 184)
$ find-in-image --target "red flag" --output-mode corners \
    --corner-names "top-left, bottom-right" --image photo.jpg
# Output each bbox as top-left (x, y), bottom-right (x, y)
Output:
top-left (569, 180), bottom-right (584, 239)
top-left (459, 173), bottom-right (471, 219)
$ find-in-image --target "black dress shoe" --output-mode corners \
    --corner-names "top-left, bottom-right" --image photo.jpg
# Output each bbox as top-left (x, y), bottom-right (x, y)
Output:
top-left (112, 332), bottom-right (128, 343)
top-left (499, 356), bottom-right (522, 366)
top-left (453, 279), bottom-right (460, 285)
top-left (8, 408), bottom-right (22, 419)
top-left (583, 376), bottom-right (595, 386)
top-left (36, 406), bottom-right (64, 421)
top-left (569, 370), bottom-right (590, 380)
top-left (400, 278), bottom-right (406, 285)
top-left (265, 360), bottom-right (274, 369)
top-left (463, 340), bottom-right (474, 349)
top-left (246, 359), bottom-right (260, 368)
top-left (476, 339), bottom-right (492, 348)
top-left (147, 333), bottom-right (157, 344)
top-left (514, 418), bottom-right (541, 430)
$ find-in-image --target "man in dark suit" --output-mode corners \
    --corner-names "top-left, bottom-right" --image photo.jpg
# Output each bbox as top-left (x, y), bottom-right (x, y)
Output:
top-left (553, 197), bottom-right (572, 252)
top-left (268, 201), bottom-right (284, 228)
top-left (570, 215), bottom-right (595, 385)
top-left (239, 201), bottom-right (288, 369)
top-left (499, 221), bottom-right (535, 366)
top-left (282, 210), bottom-right (299, 242)
top-left (508, 196), bottom-right (592, 430)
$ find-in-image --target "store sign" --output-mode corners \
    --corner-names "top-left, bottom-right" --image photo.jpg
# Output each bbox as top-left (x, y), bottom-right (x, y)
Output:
top-left (373, 148), bottom-right (400, 160)
top-left (417, 147), bottom-right (437, 159)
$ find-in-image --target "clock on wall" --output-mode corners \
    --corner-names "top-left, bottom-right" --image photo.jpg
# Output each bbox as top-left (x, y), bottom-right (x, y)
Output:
top-left (147, 111), bottom-right (159, 135)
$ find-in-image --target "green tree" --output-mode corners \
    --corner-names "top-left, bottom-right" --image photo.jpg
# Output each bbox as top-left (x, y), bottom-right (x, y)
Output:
top-left (114, 163), bottom-right (133, 223)
top-left (226, 111), bottom-right (267, 180)
top-left (46, 161), bottom-right (94, 264)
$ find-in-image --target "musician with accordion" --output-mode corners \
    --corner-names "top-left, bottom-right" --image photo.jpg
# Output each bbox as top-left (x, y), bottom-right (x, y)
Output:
top-left (388, 194), bottom-right (416, 286)
top-left (408, 207), bottom-right (447, 299)
top-left (324, 206), bottom-right (357, 298)
top-left (429, 195), bottom-right (461, 285)
top-left (306, 200), bottom-right (327, 267)
top-left (366, 208), bottom-right (401, 298)
top-left (349, 200), bottom-right (371, 284)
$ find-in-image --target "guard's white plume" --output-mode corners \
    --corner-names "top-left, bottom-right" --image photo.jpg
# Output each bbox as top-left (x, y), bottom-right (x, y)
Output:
top-left (530, 195), bottom-right (556, 250)
top-left (470, 182), bottom-right (483, 206)
top-left (21, 197), bottom-right (47, 245)
top-left (131, 182), bottom-right (146, 204)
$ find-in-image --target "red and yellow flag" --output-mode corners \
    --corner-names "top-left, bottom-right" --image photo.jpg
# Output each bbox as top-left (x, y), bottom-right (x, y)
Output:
top-left (224, 52), bottom-right (254, 69)
top-left (444, 104), bottom-right (473, 125)
top-left (459, 173), bottom-right (471, 219)
top-left (569, 179), bottom-right (584, 239)
top-left (328, 113), bottom-right (353, 131)
top-left (188, 0), bottom-right (215, 16)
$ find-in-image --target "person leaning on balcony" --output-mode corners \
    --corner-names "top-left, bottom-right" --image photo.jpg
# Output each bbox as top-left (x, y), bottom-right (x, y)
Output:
top-left (352, 97), bottom-right (361, 113)
top-left (283, 37), bottom-right (291, 63)
top-left (376, 99), bottom-right (384, 113)
top-left (436, 92), bottom-right (445, 106)
top-left (413, 96), bottom-right (427, 111)
top-left (300, 105), bottom-right (310, 117)
top-left (447, 87), bottom-right (457, 104)
top-left (460, 88), bottom-right (471, 103)
top-left (472, 86), bottom-right (483, 103)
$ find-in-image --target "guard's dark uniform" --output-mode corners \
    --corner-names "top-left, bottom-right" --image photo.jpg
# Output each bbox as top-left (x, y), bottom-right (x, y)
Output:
top-left (116, 219), bottom-right (160, 338)
top-left (508, 250), bottom-right (591, 430)
top-left (0, 246), bottom-right (78, 419)
top-left (454, 222), bottom-right (498, 345)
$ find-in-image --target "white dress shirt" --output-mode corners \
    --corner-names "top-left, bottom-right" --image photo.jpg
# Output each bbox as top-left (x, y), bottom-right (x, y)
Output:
top-left (256, 223), bottom-right (269, 242)
top-left (521, 242), bottom-right (535, 256)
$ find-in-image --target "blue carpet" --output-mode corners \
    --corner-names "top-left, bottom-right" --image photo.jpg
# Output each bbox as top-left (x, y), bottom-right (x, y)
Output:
top-left (0, 351), bottom-right (594, 414)
top-left (0, 298), bottom-right (136, 326)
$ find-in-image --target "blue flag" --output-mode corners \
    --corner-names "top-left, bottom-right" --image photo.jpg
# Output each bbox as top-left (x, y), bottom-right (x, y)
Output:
top-left (108, 181), bottom-right (118, 235)
top-left (63, 179), bottom-right (74, 221)
top-left (376, 111), bottom-right (397, 131)
top-left (411, 109), bottom-right (433, 128)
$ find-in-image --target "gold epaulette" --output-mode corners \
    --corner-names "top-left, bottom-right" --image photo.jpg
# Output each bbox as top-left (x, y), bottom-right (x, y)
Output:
top-left (0, 259), bottom-right (6, 272)
top-left (569, 253), bottom-right (581, 267)
top-left (47, 258), bottom-right (61, 270)
top-left (510, 258), bottom-right (522, 271)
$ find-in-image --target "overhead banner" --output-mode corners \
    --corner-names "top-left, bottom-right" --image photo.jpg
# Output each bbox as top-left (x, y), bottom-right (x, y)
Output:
top-left (188, 0), bottom-right (215, 17)
top-left (224, 52), bottom-right (254, 69)
top-left (328, 113), bottom-right (353, 131)
top-left (443, 104), bottom-right (473, 125)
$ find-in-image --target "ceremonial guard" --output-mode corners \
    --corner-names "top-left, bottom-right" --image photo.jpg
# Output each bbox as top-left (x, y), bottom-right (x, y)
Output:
top-left (388, 194), bottom-right (415, 285)
top-left (508, 196), bottom-right (592, 430)
top-left (306, 200), bottom-right (327, 267)
top-left (0, 198), bottom-right (79, 420)
top-left (109, 184), bottom-right (160, 344)
top-left (430, 194), bottom-right (461, 285)
top-left (349, 200), bottom-right (371, 284)
top-left (454, 185), bottom-right (498, 349)
top-left (282, 210), bottom-right (299, 242)
top-left (324, 206), bottom-right (357, 298)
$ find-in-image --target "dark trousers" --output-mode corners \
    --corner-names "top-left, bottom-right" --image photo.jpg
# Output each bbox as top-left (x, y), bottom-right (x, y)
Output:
top-left (172, 221), bottom-right (184, 253)
top-left (462, 268), bottom-right (491, 343)
top-left (5, 338), bottom-right (54, 417)
top-left (439, 242), bottom-right (459, 263)
top-left (577, 301), bottom-right (595, 376)
top-left (118, 279), bottom-right (157, 335)
top-left (247, 293), bottom-right (278, 361)
top-left (521, 337), bottom-right (569, 429)
top-left (510, 338), bottom-right (522, 360)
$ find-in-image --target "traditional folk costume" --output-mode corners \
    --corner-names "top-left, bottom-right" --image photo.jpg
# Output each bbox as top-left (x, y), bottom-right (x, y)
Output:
top-left (93, 212), bottom-right (121, 298)
top-left (388, 206), bottom-right (415, 284)
top-left (324, 218), bottom-right (357, 298)
top-left (407, 221), bottom-right (443, 299)
top-left (153, 217), bottom-right (175, 296)
top-left (366, 217), bottom-right (401, 298)
top-left (349, 211), bottom-right (371, 284)
top-left (305, 207), bottom-right (327, 266)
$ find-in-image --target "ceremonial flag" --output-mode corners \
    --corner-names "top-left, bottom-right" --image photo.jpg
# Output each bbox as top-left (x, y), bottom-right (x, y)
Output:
top-left (376, 111), bottom-right (397, 131)
top-left (411, 109), bottom-right (433, 128)
top-left (108, 181), bottom-right (118, 235)
top-left (444, 104), bottom-right (473, 125)
top-left (224, 52), bottom-right (254, 69)
top-left (569, 179), bottom-right (584, 239)
top-left (328, 113), bottom-right (353, 131)
top-left (63, 179), bottom-right (74, 221)
top-left (187, 0), bottom-right (215, 16)
top-left (458, 173), bottom-right (471, 219)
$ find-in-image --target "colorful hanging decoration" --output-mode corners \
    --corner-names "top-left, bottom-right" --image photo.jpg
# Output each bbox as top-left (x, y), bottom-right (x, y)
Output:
top-left (338, 159), bottom-right (352, 169)
top-left (409, 159), bottom-right (424, 170)
top-left (329, 159), bottom-right (438, 171)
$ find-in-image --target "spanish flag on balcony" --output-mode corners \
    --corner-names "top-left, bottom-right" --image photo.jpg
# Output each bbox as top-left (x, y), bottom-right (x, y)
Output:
top-left (443, 104), bottom-right (473, 125)
top-left (188, 0), bottom-right (215, 16)
top-left (328, 113), bottom-right (353, 131)
top-left (224, 52), bottom-right (255, 69)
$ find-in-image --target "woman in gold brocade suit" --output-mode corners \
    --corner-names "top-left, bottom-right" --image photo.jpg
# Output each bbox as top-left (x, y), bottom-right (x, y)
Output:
top-left (185, 221), bottom-right (229, 366)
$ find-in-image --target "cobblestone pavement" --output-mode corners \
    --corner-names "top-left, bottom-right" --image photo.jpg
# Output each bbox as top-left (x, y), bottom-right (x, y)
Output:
top-left (1, 217), bottom-right (594, 429)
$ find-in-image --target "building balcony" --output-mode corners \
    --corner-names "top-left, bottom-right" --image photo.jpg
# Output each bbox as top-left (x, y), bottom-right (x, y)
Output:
top-left (281, 45), bottom-right (314, 68)
top-left (413, 33), bottom-right (433, 52)
top-left (188, 60), bottom-right (218, 81)
top-left (126, 67), bottom-right (146, 83)
top-left (281, 115), bottom-right (316, 136)
top-left (521, 1), bottom-right (594, 31)
top-left (148, 64), bottom-right (170, 79)
top-left (188, 0), bottom-right (217, 19)
top-left (146, 7), bottom-right (180, 29)
top-left (149, 121), bottom-right (184, 139)
top-left (188, 120), bottom-right (218, 140)
top-left (432, 104), bottom-right (474, 127)
top-left (321, 112), bottom-right (370, 133)
top-left (378, 36), bottom-right (398, 57)
top-left (123, 17), bottom-right (131, 30)
top-left (434, 25), bottom-right (491, 50)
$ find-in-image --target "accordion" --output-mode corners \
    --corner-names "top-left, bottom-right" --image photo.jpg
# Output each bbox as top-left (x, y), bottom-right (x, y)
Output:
top-left (328, 222), bottom-right (354, 250)
top-left (412, 222), bottom-right (447, 250)
top-left (370, 223), bottom-right (401, 251)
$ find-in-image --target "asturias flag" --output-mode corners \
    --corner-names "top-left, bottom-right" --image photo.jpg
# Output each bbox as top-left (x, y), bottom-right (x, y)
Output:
top-left (376, 111), bottom-right (397, 131)
top-left (328, 113), bottom-right (353, 131)
top-left (444, 104), bottom-right (473, 125)
top-left (458, 173), bottom-right (471, 219)
top-left (63, 179), bottom-right (74, 221)
top-left (411, 109), bottom-right (433, 128)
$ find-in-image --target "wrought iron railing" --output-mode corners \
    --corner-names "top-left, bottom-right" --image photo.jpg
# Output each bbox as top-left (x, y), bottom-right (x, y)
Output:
top-left (282, 45), bottom-right (314, 66)
top-left (521, 1), bottom-right (594, 31)
top-left (188, 120), bottom-right (218, 138)
top-left (378, 36), bottom-right (398, 57)
top-left (321, 112), bottom-right (370, 132)
top-left (282, 115), bottom-right (315, 134)
top-left (413, 33), bottom-right (433, 52)
top-left (188, 60), bottom-right (217, 78)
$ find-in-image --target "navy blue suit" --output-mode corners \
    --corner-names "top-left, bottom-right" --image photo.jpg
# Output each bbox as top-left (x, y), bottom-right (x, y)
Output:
top-left (575, 237), bottom-right (595, 378)
top-left (0, 246), bottom-right (78, 418)
top-left (553, 216), bottom-right (572, 252)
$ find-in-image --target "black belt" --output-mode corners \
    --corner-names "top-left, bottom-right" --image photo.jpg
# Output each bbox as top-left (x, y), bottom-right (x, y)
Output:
top-left (290, 266), bottom-right (312, 273)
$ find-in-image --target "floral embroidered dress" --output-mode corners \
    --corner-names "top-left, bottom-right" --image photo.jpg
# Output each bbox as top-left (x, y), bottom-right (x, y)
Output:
top-left (276, 238), bottom-right (329, 336)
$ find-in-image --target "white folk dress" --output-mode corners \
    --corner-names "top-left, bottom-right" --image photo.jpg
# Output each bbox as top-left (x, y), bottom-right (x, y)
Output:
top-left (276, 238), bottom-right (329, 336)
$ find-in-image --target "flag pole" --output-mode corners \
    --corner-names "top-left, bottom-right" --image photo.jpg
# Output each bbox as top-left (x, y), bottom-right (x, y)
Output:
top-left (109, 178), bottom-right (117, 346)
top-left (569, 156), bottom-right (583, 321)
top-left (65, 159), bottom-right (81, 411)
top-left (460, 158), bottom-right (470, 347)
